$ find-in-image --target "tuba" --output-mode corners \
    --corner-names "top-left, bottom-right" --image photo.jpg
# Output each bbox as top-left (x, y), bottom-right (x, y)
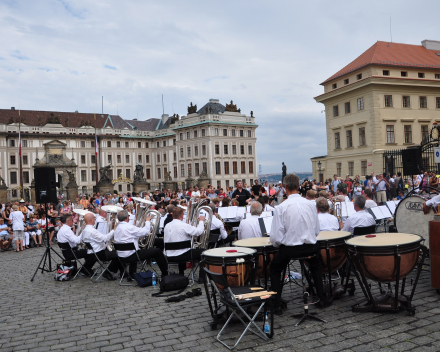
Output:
top-left (73, 209), bottom-right (93, 237)
top-left (138, 209), bottom-right (162, 249)
top-left (132, 197), bottom-right (157, 227)
top-left (191, 200), bottom-right (214, 249)
top-left (101, 205), bottom-right (124, 251)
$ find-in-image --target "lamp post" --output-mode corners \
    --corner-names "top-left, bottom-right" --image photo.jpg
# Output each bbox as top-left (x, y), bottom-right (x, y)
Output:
top-left (318, 161), bottom-right (322, 183)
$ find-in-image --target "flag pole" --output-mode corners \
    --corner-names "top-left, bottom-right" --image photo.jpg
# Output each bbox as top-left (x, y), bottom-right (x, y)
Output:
top-left (94, 109), bottom-right (99, 187)
top-left (19, 104), bottom-right (24, 200)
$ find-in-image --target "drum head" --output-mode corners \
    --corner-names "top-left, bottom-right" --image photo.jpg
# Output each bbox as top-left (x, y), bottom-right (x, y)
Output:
top-left (317, 231), bottom-right (351, 241)
top-left (346, 233), bottom-right (422, 247)
top-left (395, 196), bottom-right (433, 240)
top-left (233, 237), bottom-right (273, 248)
top-left (203, 247), bottom-right (256, 257)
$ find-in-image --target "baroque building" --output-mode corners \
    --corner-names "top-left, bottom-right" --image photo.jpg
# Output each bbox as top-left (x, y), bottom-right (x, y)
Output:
top-left (311, 40), bottom-right (440, 181)
top-left (0, 99), bottom-right (258, 199)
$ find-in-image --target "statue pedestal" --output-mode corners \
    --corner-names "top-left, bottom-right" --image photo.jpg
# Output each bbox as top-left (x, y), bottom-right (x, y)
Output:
top-left (97, 182), bottom-right (114, 196)
top-left (30, 180), bottom-right (36, 203)
top-left (162, 181), bottom-right (175, 192)
top-left (133, 181), bottom-right (149, 195)
top-left (197, 175), bottom-right (210, 190)
top-left (66, 184), bottom-right (78, 202)
top-left (0, 184), bottom-right (7, 203)
top-left (185, 177), bottom-right (195, 190)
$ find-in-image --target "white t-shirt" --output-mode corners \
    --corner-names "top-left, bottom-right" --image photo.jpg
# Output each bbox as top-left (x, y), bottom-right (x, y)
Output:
top-left (191, 191), bottom-right (201, 197)
top-left (10, 211), bottom-right (24, 231)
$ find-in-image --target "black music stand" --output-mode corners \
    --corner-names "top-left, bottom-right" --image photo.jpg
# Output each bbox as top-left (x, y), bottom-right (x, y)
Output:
top-left (31, 203), bottom-right (63, 281)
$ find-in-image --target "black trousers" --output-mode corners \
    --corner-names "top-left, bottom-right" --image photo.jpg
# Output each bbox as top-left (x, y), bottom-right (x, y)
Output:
top-left (83, 249), bottom-right (124, 274)
top-left (154, 238), bottom-right (164, 251)
top-left (167, 249), bottom-right (204, 275)
top-left (63, 248), bottom-right (88, 261)
top-left (270, 243), bottom-right (325, 307)
top-left (123, 248), bottom-right (168, 276)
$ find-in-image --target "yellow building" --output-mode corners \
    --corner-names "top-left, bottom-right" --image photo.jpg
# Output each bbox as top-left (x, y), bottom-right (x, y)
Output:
top-left (311, 40), bottom-right (440, 181)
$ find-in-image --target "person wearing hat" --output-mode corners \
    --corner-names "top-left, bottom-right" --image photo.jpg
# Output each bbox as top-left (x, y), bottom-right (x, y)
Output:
top-left (10, 205), bottom-right (25, 252)
top-left (19, 199), bottom-right (28, 217)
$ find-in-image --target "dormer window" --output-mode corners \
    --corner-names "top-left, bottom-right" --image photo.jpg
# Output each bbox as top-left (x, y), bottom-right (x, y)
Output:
top-left (344, 79), bottom-right (349, 85)
top-left (383, 70), bottom-right (390, 76)
top-left (332, 83), bottom-right (337, 89)
top-left (356, 73), bottom-right (362, 80)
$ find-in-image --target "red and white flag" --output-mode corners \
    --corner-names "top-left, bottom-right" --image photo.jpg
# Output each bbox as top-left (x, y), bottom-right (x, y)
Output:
top-left (95, 131), bottom-right (98, 157)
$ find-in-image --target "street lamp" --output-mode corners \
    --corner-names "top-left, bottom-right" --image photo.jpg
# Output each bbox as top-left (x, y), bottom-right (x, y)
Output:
top-left (317, 161), bottom-right (322, 182)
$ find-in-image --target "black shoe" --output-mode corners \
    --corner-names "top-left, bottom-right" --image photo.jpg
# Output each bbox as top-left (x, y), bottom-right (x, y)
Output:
top-left (317, 297), bottom-right (332, 309)
top-left (273, 307), bottom-right (283, 316)
top-left (103, 272), bottom-right (116, 281)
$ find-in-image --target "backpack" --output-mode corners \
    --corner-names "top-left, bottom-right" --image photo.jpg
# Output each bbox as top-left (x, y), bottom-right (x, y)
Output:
top-left (54, 264), bottom-right (76, 281)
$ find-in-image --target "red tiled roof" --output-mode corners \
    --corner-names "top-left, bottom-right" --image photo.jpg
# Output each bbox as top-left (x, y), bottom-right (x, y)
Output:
top-left (321, 41), bottom-right (440, 84)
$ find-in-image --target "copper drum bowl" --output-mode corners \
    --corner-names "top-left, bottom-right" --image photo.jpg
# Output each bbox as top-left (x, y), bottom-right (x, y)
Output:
top-left (202, 247), bottom-right (256, 289)
top-left (316, 231), bottom-right (352, 272)
top-left (346, 233), bottom-right (422, 282)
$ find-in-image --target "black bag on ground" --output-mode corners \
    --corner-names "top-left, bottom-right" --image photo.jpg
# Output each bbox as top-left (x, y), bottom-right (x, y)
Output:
top-left (133, 271), bottom-right (154, 287)
top-left (152, 273), bottom-right (189, 297)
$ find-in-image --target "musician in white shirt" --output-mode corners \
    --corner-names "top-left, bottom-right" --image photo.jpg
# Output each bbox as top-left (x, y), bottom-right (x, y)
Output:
top-left (238, 202), bottom-right (263, 240)
top-left (164, 207), bottom-right (205, 276)
top-left (424, 193), bottom-right (440, 214)
top-left (113, 210), bottom-right (168, 279)
top-left (363, 189), bottom-right (377, 209)
top-left (316, 197), bottom-right (340, 231)
top-left (258, 196), bottom-right (275, 212)
top-left (81, 213), bottom-right (124, 280)
top-left (270, 174), bottom-right (330, 314)
top-left (342, 196), bottom-right (376, 234)
top-left (191, 186), bottom-right (201, 198)
top-left (200, 203), bottom-right (229, 242)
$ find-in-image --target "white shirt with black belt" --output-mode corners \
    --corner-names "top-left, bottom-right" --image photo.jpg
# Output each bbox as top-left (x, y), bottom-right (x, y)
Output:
top-left (164, 219), bottom-right (204, 257)
top-left (113, 221), bottom-right (151, 258)
top-left (57, 224), bottom-right (81, 248)
top-left (81, 224), bottom-right (115, 254)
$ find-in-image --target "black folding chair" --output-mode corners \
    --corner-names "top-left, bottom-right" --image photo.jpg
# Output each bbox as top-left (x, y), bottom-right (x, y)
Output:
top-left (204, 267), bottom-right (273, 350)
top-left (353, 225), bottom-right (376, 237)
top-left (164, 240), bottom-right (196, 286)
top-left (208, 229), bottom-right (220, 249)
top-left (113, 243), bottom-right (148, 286)
top-left (83, 242), bottom-right (113, 283)
top-left (57, 242), bottom-right (90, 280)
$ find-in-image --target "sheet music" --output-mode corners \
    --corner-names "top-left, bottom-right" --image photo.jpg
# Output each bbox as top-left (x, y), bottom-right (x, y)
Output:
top-left (246, 206), bottom-right (251, 213)
top-left (259, 211), bottom-right (273, 218)
top-left (159, 216), bottom-right (166, 228)
top-left (386, 201), bottom-right (397, 215)
top-left (370, 206), bottom-right (388, 220)
top-left (341, 202), bottom-right (349, 217)
top-left (346, 202), bottom-right (356, 217)
top-left (128, 214), bottom-right (135, 225)
top-left (263, 217), bottom-right (273, 235)
top-left (97, 222), bottom-right (107, 235)
top-left (236, 207), bottom-right (246, 218)
top-left (218, 206), bottom-right (238, 219)
top-left (378, 205), bottom-right (392, 218)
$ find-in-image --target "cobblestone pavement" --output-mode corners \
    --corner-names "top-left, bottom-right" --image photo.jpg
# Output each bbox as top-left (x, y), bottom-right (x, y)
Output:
top-left (1, 246), bottom-right (439, 352)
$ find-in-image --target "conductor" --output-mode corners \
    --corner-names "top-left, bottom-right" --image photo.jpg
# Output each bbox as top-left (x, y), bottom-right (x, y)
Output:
top-left (231, 180), bottom-right (252, 206)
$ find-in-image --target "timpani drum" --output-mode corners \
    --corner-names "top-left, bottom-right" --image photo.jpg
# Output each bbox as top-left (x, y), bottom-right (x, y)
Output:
top-left (346, 233), bottom-right (422, 282)
top-left (202, 247), bottom-right (256, 288)
top-left (395, 195), bottom-right (433, 248)
top-left (317, 231), bottom-right (352, 272)
top-left (233, 237), bottom-right (278, 279)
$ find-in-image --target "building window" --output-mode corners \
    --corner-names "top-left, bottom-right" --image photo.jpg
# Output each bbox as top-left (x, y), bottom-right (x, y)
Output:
top-left (403, 96), bottom-right (411, 108)
top-left (173, 139), bottom-right (176, 146)
top-left (383, 70), bottom-right (390, 76)
top-left (214, 128), bottom-right (218, 136)
top-left (215, 145), bottom-right (219, 155)
top-left (91, 141), bottom-right (95, 148)
top-left (361, 161), bottom-right (367, 176)
top-left (81, 170), bottom-right (87, 182)
top-left (344, 78), bottom-right (349, 85)
top-left (333, 105), bottom-right (339, 117)
top-left (187, 147), bottom-right (191, 157)
top-left (357, 98), bottom-right (364, 110)
top-left (359, 127), bottom-right (366, 146)
top-left (23, 155), bottom-right (28, 165)
top-left (107, 155), bottom-right (112, 164)
top-left (346, 130), bottom-right (352, 148)
top-left (163, 141), bottom-right (166, 147)
top-left (146, 168), bottom-right (151, 179)
top-left (336, 163), bottom-right (341, 177)
top-left (187, 132), bottom-right (190, 139)
top-left (10, 172), bottom-right (17, 184)
top-left (240, 130), bottom-right (244, 137)
top-left (249, 161), bottom-right (254, 173)
top-left (194, 131), bottom-right (198, 138)
top-left (435, 74), bottom-right (440, 79)
top-left (386, 125), bottom-right (395, 143)
top-left (180, 133), bottom-right (183, 140)
top-left (23, 171), bottom-right (29, 183)
top-left (126, 169), bottom-right (131, 179)
top-left (10, 155), bottom-right (15, 165)
top-left (332, 83), bottom-right (337, 89)
top-left (226, 180), bottom-right (230, 188)
top-left (117, 169), bottom-right (122, 177)
top-left (81, 155), bottom-right (86, 164)
top-left (157, 154), bottom-right (160, 163)
top-left (138, 142), bottom-right (142, 148)
top-left (420, 96), bottom-right (427, 108)
top-left (422, 125), bottom-right (429, 142)
top-left (231, 129), bottom-right (235, 137)
top-left (334, 132), bottom-right (341, 149)
top-left (138, 155), bottom-right (142, 163)
top-left (202, 145), bottom-right (206, 155)
top-left (107, 141), bottom-right (111, 148)
top-left (125, 155), bottom-right (130, 163)
top-left (163, 153), bottom-right (167, 162)
top-left (223, 129), bottom-right (227, 136)
top-left (91, 170), bottom-right (96, 182)
top-left (156, 167), bottom-right (160, 179)
top-left (357, 73), bottom-right (362, 80)
top-left (125, 142), bottom-right (129, 148)
top-left (247, 130), bottom-right (251, 137)
top-left (117, 141), bottom-right (121, 148)
top-left (215, 162), bottom-right (221, 175)
top-left (248, 145), bottom-right (252, 155)
top-left (80, 141), bottom-right (85, 148)
top-left (202, 129), bottom-right (206, 137)
top-left (118, 185), bottom-right (122, 192)
top-left (188, 164), bottom-right (192, 176)
top-left (22, 140), bottom-right (28, 147)
top-left (195, 146), bottom-right (198, 156)
top-left (224, 162), bottom-right (229, 174)
top-left (203, 162), bottom-right (207, 172)
top-left (437, 97), bottom-right (440, 109)
top-left (10, 140), bottom-right (15, 147)
top-left (146, 154), bottom-right (150, 163)
top-left (224, 145), bottom-right (228, 154)
top-left (195, 163), bottom-right (200, 176)
top-left (117, 155), bottom-right (121, 163)
top-left (91, 155), bottom-right (96, 164)
top-left (384, 95), bottom-right (393, 107)
top-left (173, 167), bottom-right (177, 179)
top-left (180, 148), bottom-right (184, 158)
top-left (418, 72), bottom-right (425, 78)
top-left (348, 162), bottom-right (354, 176)
top-left (180, 164), bottom-right (185, 177)
top-left (240, 145), bottom-right (245, 155)
top-left (241, 161), bottom-right (246, 173)
top-left (345, 102), bottom-right (351, 114)
top-left (404, 125), bottom-right (412, 143)
top-left (156, 141), bottom-right (159, 148)
top-left (401, 71), bottom-right (407, 77)
top-left (232, 145), bottom-right (237, 155)
top-left (233, 161), bottom-right (238, 174)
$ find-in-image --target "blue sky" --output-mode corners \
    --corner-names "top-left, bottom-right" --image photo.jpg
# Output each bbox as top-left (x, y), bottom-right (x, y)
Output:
top-left (0, 0), bottom-right (438, 173)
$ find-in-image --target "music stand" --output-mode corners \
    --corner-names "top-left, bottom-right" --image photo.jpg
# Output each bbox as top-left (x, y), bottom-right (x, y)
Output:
top-left (31, 203), bottom-right (63, 281)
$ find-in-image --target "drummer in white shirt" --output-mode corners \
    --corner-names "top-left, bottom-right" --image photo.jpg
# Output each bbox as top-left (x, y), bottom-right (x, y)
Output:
top-left (423, 193), bottom-right (440, 214)
top-left (342, 196), bottom-right (376, 234)
top-left (316, 197), bottom-right (340, 231)
top-left (238, 202), bottom-right (263, 240)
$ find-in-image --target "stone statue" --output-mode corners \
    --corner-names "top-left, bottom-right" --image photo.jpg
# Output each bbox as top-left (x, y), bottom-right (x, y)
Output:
top-left (187, 102), bottom-right (197, 114)
top-left (98, 164), bottom-right (112, 183)
top-left (65, 169), bottom-right (76, 183)
top-left (199, 169), bottom-right (208, 178)
top-left (164, 171), bottom-right (172, 181)
top-left (282, 162), bottom-right (287, 182)
top-left (205, 107), bottom-right (208, 114)
top-left (209, 106), bottom-right (212, 113)
top-left (225, 100), bottom-right (239, 112)
top-left (0, 176), bottom-right (5, 186)
top-left (133, 162), bottom-right (145, 182)
top-left (250, 111), bottom-right (253, 117)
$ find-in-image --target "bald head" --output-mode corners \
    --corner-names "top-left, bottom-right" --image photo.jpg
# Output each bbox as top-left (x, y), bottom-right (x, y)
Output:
top-left (99, 209), bottom-right (107, 218)
top-left (84, 213), bottom-right (95, 225)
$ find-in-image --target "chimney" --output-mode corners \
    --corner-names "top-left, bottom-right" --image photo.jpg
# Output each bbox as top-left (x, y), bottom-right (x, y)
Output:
top-left (133, 118), bottom-right (137, 121)
top-left (11, 107), bottom-right (15, 110)
top-left (161, 114), bottom-right (169, 124)
top-left (209, 99), bottom-right (219, 104)
top-left (421, 40), bottom-right (440, 51)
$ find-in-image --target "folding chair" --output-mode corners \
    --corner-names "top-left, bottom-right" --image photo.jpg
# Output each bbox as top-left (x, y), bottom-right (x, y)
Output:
top-left (208, 229), bottom-right (220, 249)
top-left (113, 243), bottom-right (148, 286)
top-left (353, 225), bottom-right (376, 237)
top-left (204, 267), bottom-right (273, 350)
top-left (163, 240), bottom-right (196, 286)
top-left (83, 242), bottom-right (113, 283)
top-left (57, 242), bottom-right (90, 280)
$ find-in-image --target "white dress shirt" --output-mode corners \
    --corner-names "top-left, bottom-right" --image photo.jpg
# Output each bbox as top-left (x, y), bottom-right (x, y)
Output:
top-left (199, 209), bottom-right (228, 240)
top-left (342, 210), bottom-right (376, 233)
top-left (270, 194), bottom-right (319, 248)
top-left (264, 204), bottom-right (275, 212)
top-left (318, 213), bottom-right (340, 231)
top-left (164, 219), bottom-right (204, 257)
top-left (113, 221), bottom-right (151, 258)
top-left (81, 224), bottom-right (115, 254)
top-left (57, 224), bottom-right (82, 248)
top-left (10, 211), bottom-right (24, 231)
top-left (426, 194), bottom-right (440, 208)
top-left (238, 215), bottom-right (262, 240)
top-left (364, 199), bottom-right (377, 209)
top-left (191, 191), bottom-right (201, 198)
